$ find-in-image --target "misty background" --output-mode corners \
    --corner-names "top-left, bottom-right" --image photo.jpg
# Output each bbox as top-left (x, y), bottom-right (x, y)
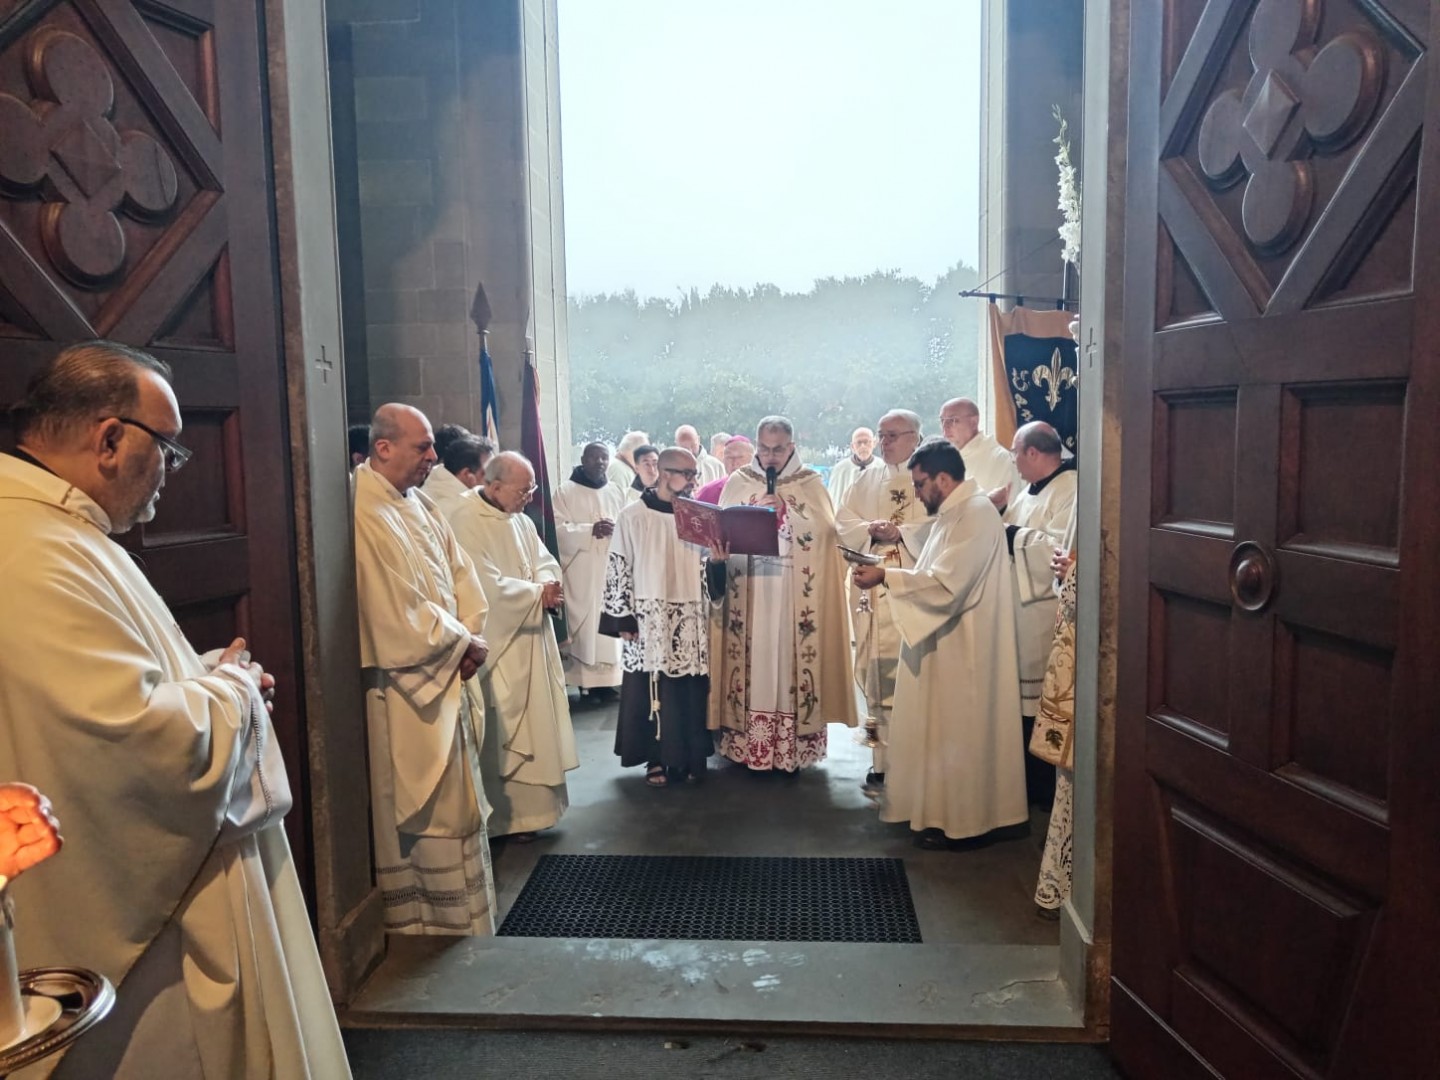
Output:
top-left (557, 1), bottom-right (983, 458)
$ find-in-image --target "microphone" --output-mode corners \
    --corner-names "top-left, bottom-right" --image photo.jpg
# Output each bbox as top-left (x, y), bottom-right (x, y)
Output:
top-left (765, 466), bottom-right (777, 496)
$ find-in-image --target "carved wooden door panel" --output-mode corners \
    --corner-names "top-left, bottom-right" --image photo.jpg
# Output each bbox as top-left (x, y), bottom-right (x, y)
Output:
top-left (0, 2), bottom-right (309, 885)
top-left (1114, 1), bottom-right (1439, 1076)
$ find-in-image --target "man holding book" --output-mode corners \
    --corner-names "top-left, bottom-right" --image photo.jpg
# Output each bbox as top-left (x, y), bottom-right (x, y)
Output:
top-left (601, 448), bottom-right (727, 786)
top-left (710, 417), bottom-right (858, 772)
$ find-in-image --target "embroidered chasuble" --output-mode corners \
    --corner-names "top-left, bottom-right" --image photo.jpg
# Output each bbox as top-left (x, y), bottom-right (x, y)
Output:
top-left (553, 474), bottom-right (627, 689)
top-left (0, 454), bottom-right (348, 1078)
top-left (448, 492), bottom-right (579, 836)
top-left (710, 456), bottom-right (857, 771)
top-left (880, 481), bottom-right (1028, 840)
top-left (835, 460), bottom-right (930, 774)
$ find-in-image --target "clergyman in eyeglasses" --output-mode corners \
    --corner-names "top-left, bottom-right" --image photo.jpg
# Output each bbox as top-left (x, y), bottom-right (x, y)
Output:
top-left (710, 416), bottom-right (858, 772)
top-left (601, 448), bottom-right (728, 786)
top-left (0, 340), bottom-right (347, 1076)
top-left (448, 451), bottom-right (578, 842)
top-left (834, 409), bottom-right (930, 794)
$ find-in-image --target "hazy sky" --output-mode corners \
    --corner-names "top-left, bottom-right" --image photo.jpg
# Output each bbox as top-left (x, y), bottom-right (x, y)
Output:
top-left (556, 1), bottom-right (981, 299)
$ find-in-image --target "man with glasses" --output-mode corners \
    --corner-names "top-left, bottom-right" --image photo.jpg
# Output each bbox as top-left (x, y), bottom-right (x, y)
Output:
top-left (938, 397), bottom-right (1020, 506)
top-left (0, 341), bottom-right (347, 1074)
top-left (711, 417), bottom-right (858, 772)
top-left (853, 438), bottom-right (1028, 850)
top-left (450, 451), bottom-right (578, 842)
top-left (355, 403), bottom-right (497, 937)
top-left (835, 409), bottom-right (930, 793)
top-left (825, 426), bottom-right (876, 506)
top-left (602, 448), bottom-right (727, 786)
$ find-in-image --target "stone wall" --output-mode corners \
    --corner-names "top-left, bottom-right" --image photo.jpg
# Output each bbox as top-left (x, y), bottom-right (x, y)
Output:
top-left (328, 0), bottom-right (568, 463)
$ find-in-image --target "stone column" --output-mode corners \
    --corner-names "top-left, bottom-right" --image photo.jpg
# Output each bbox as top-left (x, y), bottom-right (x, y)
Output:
top-left (329, 0), bottom-right (569, 460)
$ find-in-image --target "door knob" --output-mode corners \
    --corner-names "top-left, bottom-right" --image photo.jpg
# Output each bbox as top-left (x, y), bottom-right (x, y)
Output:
top-left (1228, 541), bottom-right (1278, 613)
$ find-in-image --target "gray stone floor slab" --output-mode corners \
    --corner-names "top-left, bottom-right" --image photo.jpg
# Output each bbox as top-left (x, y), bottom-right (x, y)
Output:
top-left (346, 698), bottom-right (1080, 1033)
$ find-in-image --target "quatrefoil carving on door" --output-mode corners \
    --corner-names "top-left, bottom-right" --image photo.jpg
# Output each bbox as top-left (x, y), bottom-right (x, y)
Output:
top-left (0, 28), bottom-right (180, 288)
top-left (1196, 0), bottom-right (1383, 255)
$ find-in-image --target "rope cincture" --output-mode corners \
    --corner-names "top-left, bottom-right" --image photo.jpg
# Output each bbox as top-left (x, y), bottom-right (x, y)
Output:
top-left (649, 670), bottom-right (662, 740)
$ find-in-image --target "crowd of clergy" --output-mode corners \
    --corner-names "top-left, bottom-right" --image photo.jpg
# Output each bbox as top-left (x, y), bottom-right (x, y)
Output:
top-left (352, 389), bottom-right (1079, 941)
top-left (0, 339), bottom-right (1077, 1077)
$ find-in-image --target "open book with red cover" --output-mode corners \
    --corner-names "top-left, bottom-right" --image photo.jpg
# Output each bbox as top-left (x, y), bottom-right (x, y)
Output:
top-left (673, 497), bottom-right (779, 556)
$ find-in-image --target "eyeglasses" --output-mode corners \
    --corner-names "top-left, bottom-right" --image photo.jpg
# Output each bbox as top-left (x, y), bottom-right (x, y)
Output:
top-left (663, 468), bottom-right (699, 480)
top-left (876, 430), bottom-right (918, 442)
top-left (115, 417), bottom-right (192, 473)
top-left (938, 416), bottom-right (966, 426)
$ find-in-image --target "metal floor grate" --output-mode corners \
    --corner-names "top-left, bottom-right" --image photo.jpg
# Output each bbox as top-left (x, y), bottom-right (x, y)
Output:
top-left (497, 854), bottom-right (922, 943)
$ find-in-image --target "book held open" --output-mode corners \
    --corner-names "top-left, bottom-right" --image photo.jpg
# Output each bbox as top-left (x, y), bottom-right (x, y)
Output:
top-left (673, 497), bottom-right (779, 556)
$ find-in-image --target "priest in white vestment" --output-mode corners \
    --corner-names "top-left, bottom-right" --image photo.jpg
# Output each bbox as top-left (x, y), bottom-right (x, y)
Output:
top-left (424, 432), bottom-right (493, 518)
top-left (854, 438), bottom-right (1027, 848)
top-left (0, 342), bottom-right (347, 1078)
top-left (712, 417), bottom-right (858, 771)
top-left (553, 442), bottom-right (627, 693)
top-left (835, 410), bottom-right (927, 790)
top-left (1000, 422), bottom-right (1078, 807)
top-left (355, 404), bottom-right (497, 936)
top-left (674, 424), bottom-right (725, 486)
top-left (450, 452), bottom-right (579, 839)
top-left (940, 397), bottom-right (1022, 503)
top-left (606, 429), bottom-right (649, 489)
top-left (824, 426), bottom-right (876, 506)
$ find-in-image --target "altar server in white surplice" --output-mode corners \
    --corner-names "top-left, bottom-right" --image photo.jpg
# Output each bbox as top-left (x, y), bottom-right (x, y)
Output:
top-left (999, 421), bottom-right (1077, 808)
top-left (450, 451), bottom-right (578, 840)
top-left (425, 432), bottom-right (494, 519)
top-left (553, 442), bottom-right (627, 693)
top-left (355, 404), bottom-right (496, 938)
top-left (835, 409), bottom-right (927, 791)
top-left (854, 438), bottom-right (1027, 849)
top-left (939, 397), bottom-right (1022, 504)
top-left (0, 341), bottom-right (348, 1078)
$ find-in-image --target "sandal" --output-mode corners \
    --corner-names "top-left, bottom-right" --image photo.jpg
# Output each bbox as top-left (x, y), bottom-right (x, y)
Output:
top-left (645, 764), bottom-right (668, 788)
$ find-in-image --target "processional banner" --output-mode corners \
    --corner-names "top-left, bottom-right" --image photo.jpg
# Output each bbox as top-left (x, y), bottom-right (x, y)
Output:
top-left (522, 352), bottom-right (569, 643)
top-left (986, 303), bottom-right (1079, 453)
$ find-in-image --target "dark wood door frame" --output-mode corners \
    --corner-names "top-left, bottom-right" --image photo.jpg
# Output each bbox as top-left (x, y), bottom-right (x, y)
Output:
top-left (1111, 1), bottom-right (1440, 1075)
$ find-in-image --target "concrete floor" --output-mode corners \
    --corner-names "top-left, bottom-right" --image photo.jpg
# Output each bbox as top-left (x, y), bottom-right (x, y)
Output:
top-left (345, 695), bottom-right (1079, 1035)
top-left (491, 695), bottom-right (1057, 947)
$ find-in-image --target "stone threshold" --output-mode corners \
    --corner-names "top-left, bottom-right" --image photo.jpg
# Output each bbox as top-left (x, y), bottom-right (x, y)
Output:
top-left (341, 936), bottom-right (1089, 1038)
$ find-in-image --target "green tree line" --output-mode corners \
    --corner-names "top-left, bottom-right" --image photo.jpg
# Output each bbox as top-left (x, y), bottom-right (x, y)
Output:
top-left (567, 263), bottom-right (982, 461)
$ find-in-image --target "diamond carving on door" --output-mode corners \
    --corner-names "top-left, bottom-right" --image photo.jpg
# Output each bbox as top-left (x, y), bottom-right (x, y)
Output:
top-left (1157, 0), bottom-right (1426, 320)
top-left (0, 3), bottom-right (226, 341)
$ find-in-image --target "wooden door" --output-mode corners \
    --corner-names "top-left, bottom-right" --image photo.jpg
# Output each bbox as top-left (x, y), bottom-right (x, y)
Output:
top-left (1113, 1), bottom-right (1440, 1076)
top-left (0, 1), bottom-right (309, 887)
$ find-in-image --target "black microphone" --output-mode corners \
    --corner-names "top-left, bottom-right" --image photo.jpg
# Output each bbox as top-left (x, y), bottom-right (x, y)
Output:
top-left (765, 466), bottom-right (777, 496)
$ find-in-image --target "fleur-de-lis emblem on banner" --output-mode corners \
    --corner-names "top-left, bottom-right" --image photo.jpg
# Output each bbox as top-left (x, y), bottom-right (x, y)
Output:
top-left (1032, 347), bottom-right (1077, 412)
